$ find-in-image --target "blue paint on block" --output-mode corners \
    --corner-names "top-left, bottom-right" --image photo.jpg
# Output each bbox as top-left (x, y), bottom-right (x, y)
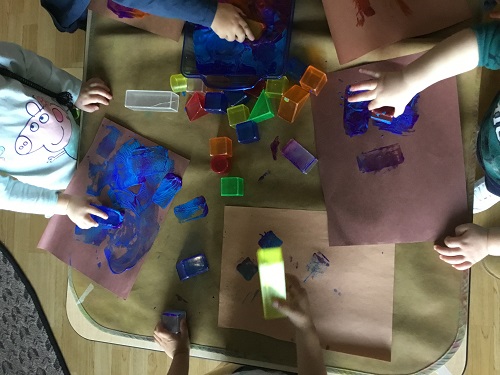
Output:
top-left (258, 231), bottom-right (283, 248)
top-left (176, 254), bottom-right (209, 281)
top-left (152, 173), bottom-right (182, 208)
top-left (174, 196), bottom-right (208, 223)
top-left (96, 126), bottom-right (121, 159)
top-left (90, 204), bottom-right (124, 229)
top-left (372, 95), bottom-right (420, 134)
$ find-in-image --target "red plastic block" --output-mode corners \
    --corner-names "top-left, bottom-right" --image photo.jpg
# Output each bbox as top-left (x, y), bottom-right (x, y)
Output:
top-left (185, 92), bottom-right (208, 121)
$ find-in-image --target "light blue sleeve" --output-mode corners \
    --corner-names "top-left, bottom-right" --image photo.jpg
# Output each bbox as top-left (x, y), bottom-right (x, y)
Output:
top-left (0, 42), bottom-right (82, 103)
top-left (473, 21), bottom-right (500, 70)
top-left (0, 174), bottom-right (58, 215)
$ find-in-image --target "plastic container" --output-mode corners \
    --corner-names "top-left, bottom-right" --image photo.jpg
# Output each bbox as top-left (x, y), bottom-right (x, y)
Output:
top-left (180, 0), bottom-right (296, 90)
top-left (125, 90), bottom-right (179, 112)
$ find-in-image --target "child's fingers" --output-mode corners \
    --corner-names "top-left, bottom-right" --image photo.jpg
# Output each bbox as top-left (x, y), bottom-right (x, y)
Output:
top-left (359, 68), bottom-right (381, 78)
top-left (452, 262), bottom-right (472, 271)
top-left (439, 254), bottom-right (466, 265)
top-left (88, 206), bottom-right (108, 220)
top-left (349, 80), bottom-right (378, 92)
top-left (88, 88), bottom-right (113, 100)
top-left (433, 245), bottom-right (461, 256)
top-left (347, 91), bottom-right (376, 103)
top-left (85, 94), bottom-right (110, 106)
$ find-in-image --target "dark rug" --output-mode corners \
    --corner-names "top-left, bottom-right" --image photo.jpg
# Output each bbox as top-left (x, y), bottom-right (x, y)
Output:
top-left (0, 241), bottom-right (70, 375)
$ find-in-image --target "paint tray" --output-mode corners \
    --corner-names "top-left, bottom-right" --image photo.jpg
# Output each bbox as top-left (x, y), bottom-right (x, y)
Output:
top-left (180, 0), bottom-right (295, 90)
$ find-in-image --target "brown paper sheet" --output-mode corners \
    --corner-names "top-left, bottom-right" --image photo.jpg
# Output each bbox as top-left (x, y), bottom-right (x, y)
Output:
top-left (38, 118), bottom-right (189, 298)
top-left (219, 206), bottom-right (395, 361)
top-left (322, 0), bottom-right (471, 64)
top-left (310, 54), bottom-right (469, 246)
top-left (89, 0), bottom-right (184, 41)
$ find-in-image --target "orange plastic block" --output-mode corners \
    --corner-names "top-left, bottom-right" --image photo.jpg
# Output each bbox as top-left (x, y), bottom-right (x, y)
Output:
top-left (209, 137), bottom-right (233, 157)
top-left (299, 66), bottom-right (327, 96)
top-left (246, 19), bottom-right (266, 40)
top-left (278, 85), bottom-right (310, 123)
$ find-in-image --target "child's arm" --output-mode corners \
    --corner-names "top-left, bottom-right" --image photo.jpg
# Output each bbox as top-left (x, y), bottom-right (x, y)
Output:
top-left (273, 275), bottom-right (327, 375)
top-left (0, 175), bottom-right (108, 229)
top-left (154, 319), bottom-right (190, 375)
top-left (112, 0), bottom-right (254, 42)
top-left (434, 223), bottom-right (500, 270)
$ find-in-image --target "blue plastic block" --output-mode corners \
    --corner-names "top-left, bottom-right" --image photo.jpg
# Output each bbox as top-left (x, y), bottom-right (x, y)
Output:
top-left (236, 121), bottom-right (260, 144)
top-left (161, 310), bottom-right (186, 333)
top-left (258, 231), bottom-right (283, 248)
top-left (204, 92), bottom-right (228, 114)
top-left (90, 204), bottom-right (124, 229)
top-left (286, 57), bottom-right (308, 82)
top-left (224, 90), bottom-right (250, 106)
top-left (176, 253), bottom-right (209, 281)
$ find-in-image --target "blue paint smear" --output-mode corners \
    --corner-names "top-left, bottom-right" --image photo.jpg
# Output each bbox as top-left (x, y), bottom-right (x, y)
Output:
top-left (236, 257), bottom-right (258, 281)
top-left (97, 262), bottom-right (102, 268)
top-left (258, 231), bottom-right (283, 248)
top-left (304, 252), bottom-right (330, 283)
top-left (174, 196), bottom-right (208, 223)
top-left (96, 126), bottom-right (121, 159)
top-left (372, 95), bottom-right (420, 135)
top-left (192, 0), bottom-right (290, 77)
top-left (75, 128), bottom-right (174, 274)
top-left (153, 173), bottom-right (182, 208)
top-left (343, 86), bottom-right (370, 137)
top-left (90, 204), bottom-right (124, 229)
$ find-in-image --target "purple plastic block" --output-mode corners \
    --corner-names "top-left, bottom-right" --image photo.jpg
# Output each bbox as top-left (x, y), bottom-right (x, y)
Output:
top-left (161, 310), bottom-right (186, 333)
top-left (236, 121), bottom-right (260, 144)
top-left (176, 253), bottom-right (209, 281)
top-left (204, 92), bottom-right (228, 114)
top-left (357, 143), bottom-right (405, 173)
top-left (281, 139), bottom-right (318, 174)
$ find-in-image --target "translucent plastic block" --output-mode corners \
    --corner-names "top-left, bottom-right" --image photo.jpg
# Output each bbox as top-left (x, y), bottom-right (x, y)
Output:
top-left (224, 91), bottom-right (249, 106)
top-left (299, 65), bottom-right (327, 96)
top-left (204, 92), bottom-right (228, 114)
top-left (257, 247), bottom-right (286, 320)
top-left (227, 104), bottom-right (250, 128)
top-left (265, 76), bottom-right (289, 98)
top-left (186, 78), bottom-right (206, 93)
top-left (281, 138), bottom-right (318, 174)
top-left (209, 137), bottom-right (232, 157)
top-left (286, 57), bottom-right (308, 82)
top-left (210, 155), bottom-right (231, 174)
top-left (170, 74), bottom-right (188, 93)
top-left (277, 85), bottom-right (310, 123)
top-left (176, 254), bottom-right (209, 281)
top-left (249, 91), bottom-right (274, 123)
top-left (125, 90), bottom-right (179, 112)
top-left (246, 19), bottom-right (266, 40)
top-left (244, 80), bottom-right (266, 98)
top-left (185, 92), bottom-right (208, 121)
top-left (236, 121), bottom-right (260, 144)
top-left (221, 177), bottom-right (244, 197)
top-left (161, 310), bottom-right (186, 333)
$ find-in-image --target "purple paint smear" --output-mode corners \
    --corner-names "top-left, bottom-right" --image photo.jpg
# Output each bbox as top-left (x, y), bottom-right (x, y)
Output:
top-left (344, 86), bottom-right (419, 136)
top-left (75, 137), bottom-right (178, 274)
top-left (270, 136), bottom-right (280, 160)
top-left (174, 196), bottom-right (208, 223)
top-left (357, 143), bottom-right (405, 173)
top-left (304, 252), bottom-right (330, 282)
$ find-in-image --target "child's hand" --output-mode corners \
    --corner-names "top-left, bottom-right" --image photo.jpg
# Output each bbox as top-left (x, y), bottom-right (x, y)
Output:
top-left (154, 319), bottom-right (190, 359)
top-left (75, 78), bottom-right (113, 113)
top-left (273, 274), bottom-right (314, 330)
top-left (210, 3), bottom-right (255, 43)
top-left (348, 69), bottom-right (418, 117)
top-left (434, 223), bottom-right (492, 270)
top-left (56, 193), bottom-right (108, 229)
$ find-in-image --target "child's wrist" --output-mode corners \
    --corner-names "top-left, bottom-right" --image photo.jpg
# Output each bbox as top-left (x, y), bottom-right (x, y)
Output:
top-left (487, 227), bottom-right (500, 256)
top-left (55, 193), bottom-right (70, 215)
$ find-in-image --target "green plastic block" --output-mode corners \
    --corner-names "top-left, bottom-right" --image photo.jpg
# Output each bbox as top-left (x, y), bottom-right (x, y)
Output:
top-left (257, 247), bottom-right (286, 320)
top-left (249, 91), bottom-right (275, 123)
top-left (227, 104), bottom-right (250, 128)
top-left (170, 74), bottom-right (188, 93)
top-left (265, 76), bottom-right (289, 98)
top-left (220, 177), bottom-right (244, 197)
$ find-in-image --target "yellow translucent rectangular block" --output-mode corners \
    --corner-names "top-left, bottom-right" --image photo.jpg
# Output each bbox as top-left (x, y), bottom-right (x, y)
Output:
top-left (277, 85), bottom-right (310, 123)
top-left (299, 65), bottom-right (327, 96)
top-left (257, 247), bottom-right (286, 320)
top-left (209, 137), bottom-right (233, 157)
top-left (227, 104), bottom-right (250, 128)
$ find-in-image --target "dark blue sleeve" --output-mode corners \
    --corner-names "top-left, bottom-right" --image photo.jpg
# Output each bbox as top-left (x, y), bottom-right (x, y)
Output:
top-left (114, 0), bottom-right (218, 27)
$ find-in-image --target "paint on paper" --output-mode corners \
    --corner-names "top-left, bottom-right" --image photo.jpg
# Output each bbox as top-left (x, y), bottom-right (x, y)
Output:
top-left (258, 231), bottom-right (283, 248)
top-left (270, 136), bottom-right (280, 160)
top-left (236, 257), bottom-right (259, 281)
top-left (174, 196), bottom-right (208, 223)
top-left (304, 252), bottom-right (330, 282)
top-left (258, 170), bottom-right (271, 182)
top-left (152, 173), bottom-right (182, 208)
top-left (75, 131), bottom-right (177, 274)
top-left (357, 143), bottom-right (404, 173)
top-left (353, 0), bottom-right (412, 27)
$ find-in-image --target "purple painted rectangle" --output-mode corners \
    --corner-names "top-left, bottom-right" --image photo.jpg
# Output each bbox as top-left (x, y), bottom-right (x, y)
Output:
top-left (357, 143), bottom-right (404, 173)
top-left (281, 139), bottom-right (318, 174)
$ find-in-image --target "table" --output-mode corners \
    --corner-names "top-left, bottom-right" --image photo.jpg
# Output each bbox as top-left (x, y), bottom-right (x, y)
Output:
top-left (69, 1), bottom-right (481, 372)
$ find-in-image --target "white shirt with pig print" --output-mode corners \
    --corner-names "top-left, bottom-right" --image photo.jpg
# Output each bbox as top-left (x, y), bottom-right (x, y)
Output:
top-left (0, 42), bottom-right (81, 215)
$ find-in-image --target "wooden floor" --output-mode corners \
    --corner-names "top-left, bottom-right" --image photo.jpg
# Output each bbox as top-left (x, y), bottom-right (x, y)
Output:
top-left (1, 1), bottom-right (499, 374)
